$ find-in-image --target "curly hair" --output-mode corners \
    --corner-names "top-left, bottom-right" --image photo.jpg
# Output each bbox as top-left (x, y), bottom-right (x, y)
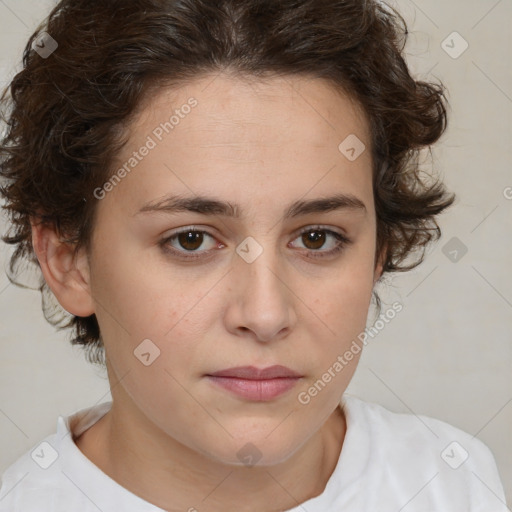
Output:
top-left (0, 0), bottom-right (455, 366)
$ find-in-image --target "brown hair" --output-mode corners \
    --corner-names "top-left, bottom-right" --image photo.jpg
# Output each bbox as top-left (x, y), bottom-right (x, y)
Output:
top-left (0, 0), bottom-right (455, 366)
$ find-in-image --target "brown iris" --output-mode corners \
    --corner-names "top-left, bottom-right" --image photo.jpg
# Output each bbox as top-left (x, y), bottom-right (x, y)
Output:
top-left (302, 230), bottom-right (326, 250)
top-left (177, 231), bottom-right (204, 251)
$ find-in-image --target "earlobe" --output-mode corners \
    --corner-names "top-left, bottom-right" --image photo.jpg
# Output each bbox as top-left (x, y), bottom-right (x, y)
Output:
top-left (30, 219), bottom-right (95, 317)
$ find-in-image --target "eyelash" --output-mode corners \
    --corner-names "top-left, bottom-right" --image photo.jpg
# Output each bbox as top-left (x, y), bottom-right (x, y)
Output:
top-left (159, 225), bottom-right (352, 261)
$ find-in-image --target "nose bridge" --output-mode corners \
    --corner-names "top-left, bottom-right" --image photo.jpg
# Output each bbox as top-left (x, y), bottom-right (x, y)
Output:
top-left (236, 233), bottom-right (286, 299)
top-left (228, 233), bottom-right (294, 339)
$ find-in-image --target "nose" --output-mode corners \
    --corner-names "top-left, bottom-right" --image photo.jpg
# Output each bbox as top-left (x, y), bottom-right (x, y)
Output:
top-left (224, 241), bottom-right (296, 343)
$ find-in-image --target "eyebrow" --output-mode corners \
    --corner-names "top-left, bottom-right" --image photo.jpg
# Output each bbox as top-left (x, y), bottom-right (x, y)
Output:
top-left (135, 193), bottom-right (367, 219)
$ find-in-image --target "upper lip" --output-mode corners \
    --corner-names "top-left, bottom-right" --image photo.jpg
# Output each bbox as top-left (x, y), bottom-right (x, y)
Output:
top-left (207, 365), bottom-right (302, 380)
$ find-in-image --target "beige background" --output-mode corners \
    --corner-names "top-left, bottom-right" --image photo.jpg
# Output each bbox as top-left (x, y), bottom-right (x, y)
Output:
top-left (0, 0), bottom-right (510, 505)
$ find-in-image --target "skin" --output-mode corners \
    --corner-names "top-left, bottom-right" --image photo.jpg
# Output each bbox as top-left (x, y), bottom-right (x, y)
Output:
top-left (31, 72), bottom-right (385, 512)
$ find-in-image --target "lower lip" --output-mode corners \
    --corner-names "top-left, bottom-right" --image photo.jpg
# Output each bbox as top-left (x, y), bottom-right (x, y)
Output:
top-left (206, 376), bottom-right (301, 401)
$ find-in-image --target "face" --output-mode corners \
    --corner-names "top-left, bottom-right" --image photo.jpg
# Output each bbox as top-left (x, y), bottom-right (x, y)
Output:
top-left (84, 73), bottom-right (382, 466)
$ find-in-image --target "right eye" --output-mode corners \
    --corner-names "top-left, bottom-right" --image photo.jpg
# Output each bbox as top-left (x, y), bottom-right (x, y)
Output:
top-left (160, 227), bottom-right (221, 260)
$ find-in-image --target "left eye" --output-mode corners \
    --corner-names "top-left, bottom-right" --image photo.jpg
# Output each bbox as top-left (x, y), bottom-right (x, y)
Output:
top-left (290, 227), bottom-right (349, 254)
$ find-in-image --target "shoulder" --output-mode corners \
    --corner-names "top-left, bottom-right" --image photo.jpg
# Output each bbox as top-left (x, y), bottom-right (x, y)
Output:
top-left (340, 394), bottom-right (508, 511)
top-left (0, 402), bottom-right (113, 512)
top-left (0, 432), bottom-right (68, 511)
top-left (345, 394), bottom-right (495, 458)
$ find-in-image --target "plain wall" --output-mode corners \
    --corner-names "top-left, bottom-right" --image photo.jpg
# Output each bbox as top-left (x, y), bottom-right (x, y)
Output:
top-left (0, 0), bottom-right (511, 505)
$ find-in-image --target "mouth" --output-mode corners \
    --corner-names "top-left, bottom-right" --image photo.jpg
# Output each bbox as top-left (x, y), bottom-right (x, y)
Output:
top-left (205, 365), bottom-right (303, 401)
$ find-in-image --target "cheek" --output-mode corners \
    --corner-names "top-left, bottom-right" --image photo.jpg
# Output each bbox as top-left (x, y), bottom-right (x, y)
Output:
top-left (89, 226), bottom-right (192, 335)
top-left (311, 285), bottom-right (371, 372)
top-left (323, 258), bottom-right (376, 331)
top-left (89, 241), bottom-right (215, 387)
top-left (305, 251), bottom-right (376, 381)
top-left (296, 276), bottom-right (371, 408)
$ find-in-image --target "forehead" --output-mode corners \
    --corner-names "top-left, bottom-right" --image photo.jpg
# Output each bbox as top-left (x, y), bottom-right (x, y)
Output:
top-left (103, 73), bottom-right (374, 219)
top-left (140, 73), bottom-right (370, 147)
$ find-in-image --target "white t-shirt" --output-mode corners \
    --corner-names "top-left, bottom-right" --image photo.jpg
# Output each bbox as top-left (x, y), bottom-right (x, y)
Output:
top-left (0, 394), bottom-right (508, 512)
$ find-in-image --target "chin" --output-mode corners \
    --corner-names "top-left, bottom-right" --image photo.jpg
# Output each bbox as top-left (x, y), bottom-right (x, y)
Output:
top-left (199, 430), bottom-right (307, 468)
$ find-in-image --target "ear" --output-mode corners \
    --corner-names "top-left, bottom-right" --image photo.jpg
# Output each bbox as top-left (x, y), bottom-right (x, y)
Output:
top-left (373, 242), bottom-right (387, 285)
top-left (30, 219), bottom-right (95, 317)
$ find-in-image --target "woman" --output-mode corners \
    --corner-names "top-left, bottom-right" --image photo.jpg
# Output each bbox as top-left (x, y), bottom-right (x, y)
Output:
top-left (0, 0), bottom-right (507, 510)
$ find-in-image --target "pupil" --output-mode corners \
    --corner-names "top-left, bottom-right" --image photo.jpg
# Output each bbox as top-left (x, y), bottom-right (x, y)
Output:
top-left (180, 231), bottom-right (202, 250)
top-left (305, 230), bottom-right (325, 249)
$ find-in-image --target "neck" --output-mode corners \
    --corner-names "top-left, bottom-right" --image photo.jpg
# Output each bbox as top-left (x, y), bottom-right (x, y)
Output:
top-left (75, 396), bottom-right (345, 512)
